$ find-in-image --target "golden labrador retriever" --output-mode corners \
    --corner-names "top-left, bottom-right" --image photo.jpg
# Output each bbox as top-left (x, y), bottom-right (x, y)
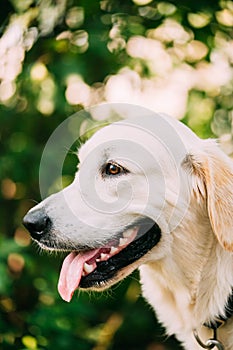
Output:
top-left (23, 106), bottom-right (233, 349)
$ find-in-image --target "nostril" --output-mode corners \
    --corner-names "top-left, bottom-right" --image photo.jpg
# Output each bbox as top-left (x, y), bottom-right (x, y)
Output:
top-left (23, 210), bottom-right (51, 241)
top-left (25, 216), bottom-right (48, 233)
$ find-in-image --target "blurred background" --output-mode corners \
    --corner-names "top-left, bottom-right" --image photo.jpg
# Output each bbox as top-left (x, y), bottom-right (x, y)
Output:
top-left (0, 0), bottom-right (232, 349)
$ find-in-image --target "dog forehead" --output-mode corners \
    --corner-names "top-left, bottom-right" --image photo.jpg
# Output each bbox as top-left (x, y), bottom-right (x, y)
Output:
top-left (78, 122), bottom-right (152, 163)
top-left (78, 114), bottom-right (202, 165)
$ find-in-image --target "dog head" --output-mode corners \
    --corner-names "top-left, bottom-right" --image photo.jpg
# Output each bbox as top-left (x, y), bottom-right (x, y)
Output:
top-left (23, 110), bottom-right (233, 301)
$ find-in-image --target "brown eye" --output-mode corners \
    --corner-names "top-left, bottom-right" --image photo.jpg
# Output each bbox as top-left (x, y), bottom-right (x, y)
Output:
top-left (105, 163), bottom-right (122, 175)
top-left (104, 162), bottom-right (128, 176)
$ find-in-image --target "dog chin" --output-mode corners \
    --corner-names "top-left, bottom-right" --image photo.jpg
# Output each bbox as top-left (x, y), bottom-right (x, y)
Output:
top-left (80, 263), bottom-right (140, 291)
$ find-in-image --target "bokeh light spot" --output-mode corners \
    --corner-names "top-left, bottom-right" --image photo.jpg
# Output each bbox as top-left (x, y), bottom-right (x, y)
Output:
top-left (14, 227), bottom-right (31, 247)
top-left (66, 7), bottom-right (84, 28)
top-left (1, 179), bottom-right (17, 199)
top-left (7, 253), bottom-right (25, 274)
top-left (188, 12), bottom-right (212, 28)
top-left (30, 62), bottom-right (48, 81)
top-left (132, 0), bottom-right (153, 5)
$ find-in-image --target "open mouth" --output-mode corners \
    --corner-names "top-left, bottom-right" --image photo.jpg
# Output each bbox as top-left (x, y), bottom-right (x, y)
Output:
top-left (58, 218), bottom-right (161, 302)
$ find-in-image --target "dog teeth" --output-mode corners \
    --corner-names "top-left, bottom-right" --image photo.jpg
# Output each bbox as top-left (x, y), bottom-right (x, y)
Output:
top-left (100, 253), bottom-right (108, 260)
top-left (110, 246), bottom-right (118, 255)
top-left (119, 238), bottom-right (128, 246)
top-left (83, 262), bottom-right (95, 274)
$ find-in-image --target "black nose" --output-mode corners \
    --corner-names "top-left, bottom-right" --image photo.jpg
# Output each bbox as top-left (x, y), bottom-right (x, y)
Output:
top-left (23, 210), bottom-right (51, 241)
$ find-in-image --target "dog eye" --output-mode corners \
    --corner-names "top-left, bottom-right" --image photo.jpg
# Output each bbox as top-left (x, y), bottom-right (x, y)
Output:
top-left (104, 162), bottom-right (126, 176)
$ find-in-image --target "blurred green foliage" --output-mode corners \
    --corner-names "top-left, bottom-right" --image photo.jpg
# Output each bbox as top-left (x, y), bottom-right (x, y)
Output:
top-left (0, 0), bottom-right (232, 349)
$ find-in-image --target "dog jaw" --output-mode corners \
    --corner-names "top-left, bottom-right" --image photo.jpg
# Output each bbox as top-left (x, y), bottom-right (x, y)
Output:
top-left (58, 226), bottom-right (138, 301)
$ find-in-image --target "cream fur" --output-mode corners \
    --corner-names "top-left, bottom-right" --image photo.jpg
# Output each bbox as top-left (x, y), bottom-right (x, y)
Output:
top-left (26, 113), bottom-right (233, 349)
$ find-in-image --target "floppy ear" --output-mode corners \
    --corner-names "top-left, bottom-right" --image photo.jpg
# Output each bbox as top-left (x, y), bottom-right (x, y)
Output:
top-left (184, 142), bottom-right (233, 251)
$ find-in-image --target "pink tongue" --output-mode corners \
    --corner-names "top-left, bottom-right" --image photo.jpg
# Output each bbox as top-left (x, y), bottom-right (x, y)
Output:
top-left (58, 249), bottom-right (100, 302)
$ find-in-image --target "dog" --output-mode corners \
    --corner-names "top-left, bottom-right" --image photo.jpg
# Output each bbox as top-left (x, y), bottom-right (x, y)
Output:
top-left (23, 107), bottom-right (233, 349)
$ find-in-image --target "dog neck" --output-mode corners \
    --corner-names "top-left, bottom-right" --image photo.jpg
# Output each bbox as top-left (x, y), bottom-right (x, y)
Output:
top-left (139, 200), bottom-right (233, 349)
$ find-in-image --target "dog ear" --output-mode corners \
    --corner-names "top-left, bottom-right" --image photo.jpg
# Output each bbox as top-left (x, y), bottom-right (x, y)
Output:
top-left (184, 142), bottom-right (233, 251)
